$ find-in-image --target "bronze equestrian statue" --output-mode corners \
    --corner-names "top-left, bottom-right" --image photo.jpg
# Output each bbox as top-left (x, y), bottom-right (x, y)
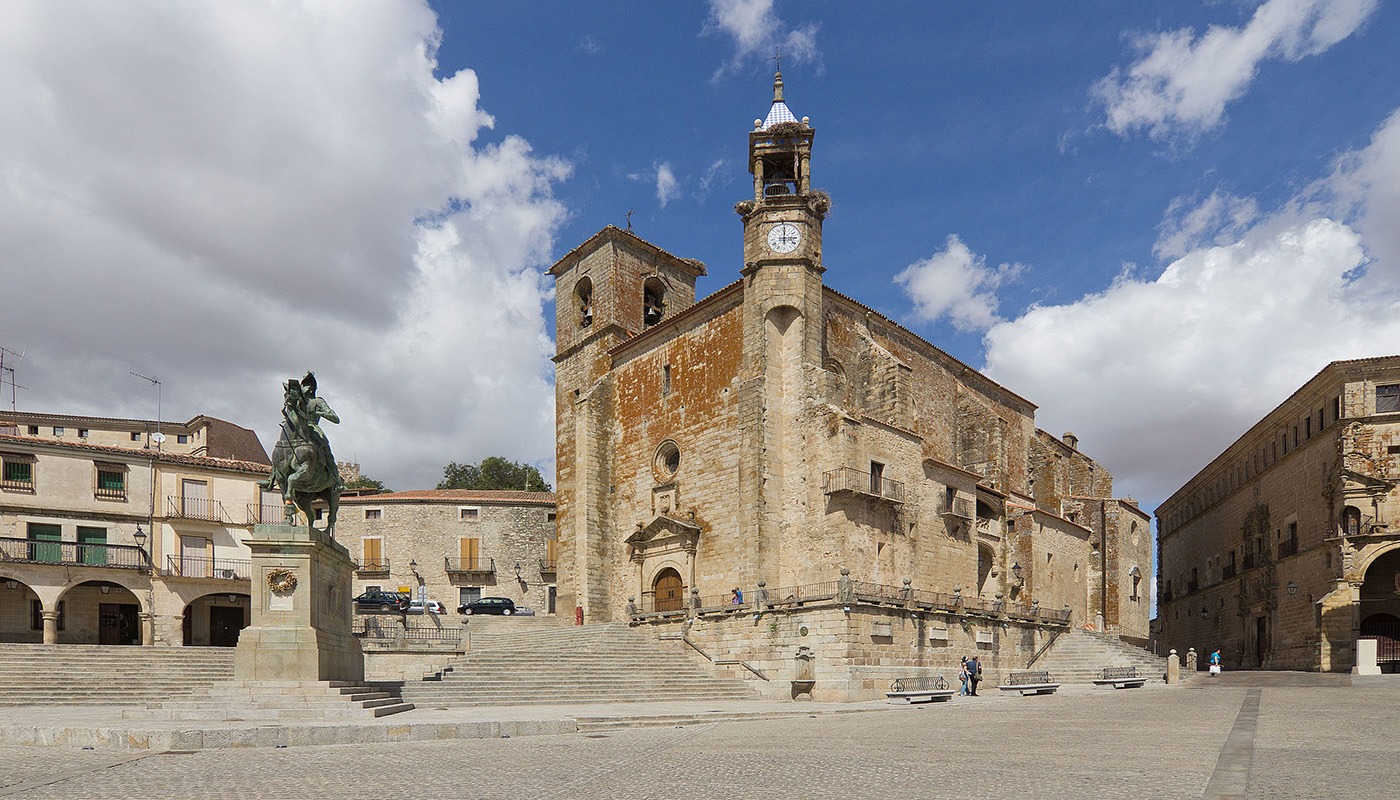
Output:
top-left (262, 372), bottom-right (344, 533)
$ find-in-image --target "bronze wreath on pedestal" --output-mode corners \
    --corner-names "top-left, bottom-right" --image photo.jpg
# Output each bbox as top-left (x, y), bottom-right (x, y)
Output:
top-left (267, 567), bottom-right (298, 594)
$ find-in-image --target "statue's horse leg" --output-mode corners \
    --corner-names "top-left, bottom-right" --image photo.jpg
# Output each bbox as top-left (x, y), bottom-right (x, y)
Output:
top-left (325, 490), bottom-right (339, 536)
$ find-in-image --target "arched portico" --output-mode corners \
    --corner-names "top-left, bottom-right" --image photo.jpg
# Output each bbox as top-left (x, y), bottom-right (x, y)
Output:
top-left (51, 580), bottom-right (146, 645)
top-left (1358, 548), bottom-right (1400, 672)
top-left (180, 592), bottom-right (250, 646)
top-left (0, 574), bottom-right (43, 644)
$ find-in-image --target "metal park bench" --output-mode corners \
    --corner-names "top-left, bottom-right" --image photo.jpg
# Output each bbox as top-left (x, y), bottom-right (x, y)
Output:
top-left (886, 675), bottom-right (955, 704)
top-left (1092, 666), bottom-right (1147, 689)
top-left (998, 670), bottom-right (1060, 696)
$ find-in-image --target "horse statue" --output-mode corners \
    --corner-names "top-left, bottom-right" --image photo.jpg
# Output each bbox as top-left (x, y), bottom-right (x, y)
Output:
top-left (262, 372), bottom-right (344, 533)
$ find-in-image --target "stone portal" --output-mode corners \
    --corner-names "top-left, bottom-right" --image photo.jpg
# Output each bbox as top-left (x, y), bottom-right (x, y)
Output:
top-left (233, 523), bottom-right (363, 682)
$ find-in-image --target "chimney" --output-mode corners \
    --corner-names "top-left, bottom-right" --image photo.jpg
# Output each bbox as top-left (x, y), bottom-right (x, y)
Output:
top-left (1063, 431), bottom-right (1078, 450)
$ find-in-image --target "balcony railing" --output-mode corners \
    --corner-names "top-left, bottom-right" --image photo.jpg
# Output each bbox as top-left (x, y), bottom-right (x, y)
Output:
top-left (0, 477), bottom-right (34, 493)
top-left (165, 554), bottom-right (251, 581)
top-left (166, 495), bottom-right (235, 524)
top-left (355, 558), bottom-right (390, 575)
top-left (1221, 564), bottom-right (1237, 580)
top-left (94, 486), bottom-right (127, 501)
top-left (822, 467), bottom-right (905, 503)
top-left (539, 557), bottom-right (558, 574)
top-left (247, 503), bottom-right (290, 525)
top-left (445, 557), bottom-right (495, 575)
top-left (0, 537), bottom-right (149, 570)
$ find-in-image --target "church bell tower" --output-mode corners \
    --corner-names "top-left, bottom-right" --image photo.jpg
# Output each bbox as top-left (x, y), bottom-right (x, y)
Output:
top-left (738, 70), bottom-right (828, 279)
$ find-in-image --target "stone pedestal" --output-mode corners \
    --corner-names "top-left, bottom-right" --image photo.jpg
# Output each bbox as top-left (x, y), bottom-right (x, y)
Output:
top-left (1354, 638), bottom-right (1381, 675)
top-left (1166, 649), bottom-right (1179, 684)
top-left (234, 524), bottom-right (363, 682)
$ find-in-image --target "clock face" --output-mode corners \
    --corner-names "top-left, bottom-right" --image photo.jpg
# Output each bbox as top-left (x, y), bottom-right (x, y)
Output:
top-left (767, 222), bottom-right (801, 254)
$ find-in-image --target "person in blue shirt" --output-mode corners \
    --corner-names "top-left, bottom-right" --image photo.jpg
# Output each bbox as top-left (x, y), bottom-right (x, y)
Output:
top-left (730, 587), bottom-right (744, 605)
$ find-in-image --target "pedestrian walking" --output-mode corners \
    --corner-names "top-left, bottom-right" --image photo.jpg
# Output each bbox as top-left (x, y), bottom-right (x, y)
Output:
top-left (1209, 649), bottom-right (1222, 676)
top-left (967, 655), bottom-right (982, 696)
top-left (958, 656), bottom-right (970, 696)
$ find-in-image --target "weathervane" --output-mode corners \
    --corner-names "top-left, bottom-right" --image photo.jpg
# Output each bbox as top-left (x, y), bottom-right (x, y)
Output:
top-left (625, 209), bottom-right (635, 232)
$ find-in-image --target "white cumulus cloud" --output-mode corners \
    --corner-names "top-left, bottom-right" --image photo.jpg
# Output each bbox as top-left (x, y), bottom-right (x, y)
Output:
top-left (703, 0), bottom-right (820, 80)
top-left (1094, 0), bottom-right (1378, 143)
top-left (894, 235), bottom-right (1023, 333)
top-left (0, 1), bottom-right (569, 490)
top-left (655, 162), bottom-right (679, 208)
top-left (982, 105), bottom-right (1400, 514)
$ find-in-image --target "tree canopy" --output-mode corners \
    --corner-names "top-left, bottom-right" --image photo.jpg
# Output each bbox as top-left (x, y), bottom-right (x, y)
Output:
top-left (343, 474), bottom-right (388, 492)
top-left (437, 456), bottom-right (551, 492)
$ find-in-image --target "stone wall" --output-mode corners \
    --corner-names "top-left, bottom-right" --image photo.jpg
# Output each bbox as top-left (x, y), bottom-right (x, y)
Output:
top-left (337, 494), bottom-right (557, 615)
top-left (636, 601), bottom-right (1066, 702)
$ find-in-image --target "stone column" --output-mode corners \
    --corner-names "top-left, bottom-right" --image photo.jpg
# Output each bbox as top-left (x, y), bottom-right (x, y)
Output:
top-left (41, 610), bottom-right (59, 644)
top-left (1186, 647), bottom-right (1198, 672)
top-left (1166, 649), bottom-right (1180, 684)
top-left (139, 612), bottom-right (155, 646)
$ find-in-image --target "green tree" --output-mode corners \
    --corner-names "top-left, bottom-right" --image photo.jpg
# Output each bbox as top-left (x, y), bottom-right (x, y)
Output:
top-left (437, 456), bottom-right (551, 492)
top-left (343, 474), bottom-right (388, 492)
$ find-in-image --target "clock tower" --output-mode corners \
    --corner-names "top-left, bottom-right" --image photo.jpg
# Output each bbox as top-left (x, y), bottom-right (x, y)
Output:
top-left (734, 71), bottom-right (829, 587)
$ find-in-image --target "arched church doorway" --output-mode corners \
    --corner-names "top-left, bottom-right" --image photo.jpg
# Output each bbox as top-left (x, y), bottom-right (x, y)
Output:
top-left (182, 593), bottom-right (250, 647)
top-left (1360, 549), bottom-right (1400, 672)
top-left (652, 568), bottom-right (684, 613)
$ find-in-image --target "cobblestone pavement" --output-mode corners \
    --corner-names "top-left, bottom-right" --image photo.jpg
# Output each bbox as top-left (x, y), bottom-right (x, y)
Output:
top-left (0, 678), bottom-right (1395, 799)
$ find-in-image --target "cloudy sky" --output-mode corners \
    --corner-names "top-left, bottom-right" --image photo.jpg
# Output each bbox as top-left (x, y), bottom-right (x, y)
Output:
top-left (3, 2), bottom-right (1398, 528)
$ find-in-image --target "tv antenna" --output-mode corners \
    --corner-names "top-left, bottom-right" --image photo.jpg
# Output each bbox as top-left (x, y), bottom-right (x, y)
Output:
top-left (129, 371), bottom-right (163, 445)
top-left (0, 347), bottom-right (27, 416)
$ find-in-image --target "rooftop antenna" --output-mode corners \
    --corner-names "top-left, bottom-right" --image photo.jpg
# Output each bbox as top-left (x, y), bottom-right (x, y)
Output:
top-left (0, 347), bottom-right (27, 416)
top-left (129, 371), bottom-right (163, 447)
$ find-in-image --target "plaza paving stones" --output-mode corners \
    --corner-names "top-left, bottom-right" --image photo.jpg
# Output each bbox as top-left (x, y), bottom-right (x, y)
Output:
top-left (0, 675), bottom-right (1396, 799)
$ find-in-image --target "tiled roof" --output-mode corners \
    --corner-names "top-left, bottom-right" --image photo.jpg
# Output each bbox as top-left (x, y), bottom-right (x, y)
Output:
top-left (340, 489), bottom-right (556, 505)
top-left (762, 100), bottom-right (797, 130)
top-left (0, 432), bottom-right (271, 475)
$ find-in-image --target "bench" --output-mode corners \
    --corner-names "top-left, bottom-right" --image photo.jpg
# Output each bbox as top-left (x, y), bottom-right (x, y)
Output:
top-left (998, 670), bottom-right (1060, 696)
top-left (886, 676), bottom-right (955, 704)
top-left (1092, 666), bottom-right (1147, 689)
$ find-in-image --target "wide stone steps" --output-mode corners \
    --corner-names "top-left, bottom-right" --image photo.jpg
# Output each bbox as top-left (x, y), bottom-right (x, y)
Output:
top-left (122, 680), bottom-right (414, 720)
top-left (0, 644), bottom-right (236, 706)
top-left (1029, 629), bottom-right (1168, 683)
top-left (388, 623), bottom-right (758, 706)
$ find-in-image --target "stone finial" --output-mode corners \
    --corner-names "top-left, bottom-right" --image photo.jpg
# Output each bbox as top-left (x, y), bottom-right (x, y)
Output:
top-left (754, 119), bottom-right (762, 129)
top-left (840, 567), bottom-right (850, 576)
top-left (902, 578), bottom-right (911, 586)
top-left (1063, 431), bottom-right (1078, 449)
top-left (801, 116), bottom-right (810, 125)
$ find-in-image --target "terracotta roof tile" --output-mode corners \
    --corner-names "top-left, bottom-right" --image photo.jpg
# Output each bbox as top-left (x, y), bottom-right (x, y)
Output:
top-left (341, 489), bottom-right (556, 505)
top-left (0, 432), bottom-right (271, 475)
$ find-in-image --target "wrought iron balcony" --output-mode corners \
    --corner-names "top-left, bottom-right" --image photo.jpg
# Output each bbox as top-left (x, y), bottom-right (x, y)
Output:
top-left (247, 502), bottom-right (290, 525)
top-left (0, 537), bottom-right (149, 570)
top-left (166, 495), bottom-right (234, 524)
top-left (355, 558), bottom-right (390, 576)
top-left (445, 556), bottom-right (494, 576)
top-left (165, 554), bottom-right (251, 581)
top-left (822, 467), bottom-right (905, 503)
top-left (539, 557), bottom-right (558, 574)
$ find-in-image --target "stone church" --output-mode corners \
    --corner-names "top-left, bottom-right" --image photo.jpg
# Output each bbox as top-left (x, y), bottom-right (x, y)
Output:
top-left (550, 73), bottom-right (1149, 698)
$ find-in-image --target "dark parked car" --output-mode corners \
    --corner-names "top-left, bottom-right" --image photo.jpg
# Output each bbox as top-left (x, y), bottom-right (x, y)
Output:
top-left (458, 597), bottom-right (516, 615)
top-left (354, 589), bottom-right (409, 613)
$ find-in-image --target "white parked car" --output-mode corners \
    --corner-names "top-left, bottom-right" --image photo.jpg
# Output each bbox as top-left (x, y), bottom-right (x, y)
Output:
top-left (406, 600), bottom-right (446, 615)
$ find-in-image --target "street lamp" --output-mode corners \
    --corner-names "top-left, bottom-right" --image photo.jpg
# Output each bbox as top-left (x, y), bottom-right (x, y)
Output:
top-left (1011, 563), bottom-right (1022, 582)
top-left (1201, 607), bottom-right (1209, 619)
top-left (1286, 581), bottom-right (1299, 596)
top-left (133, 524), bottom-right (147, 567)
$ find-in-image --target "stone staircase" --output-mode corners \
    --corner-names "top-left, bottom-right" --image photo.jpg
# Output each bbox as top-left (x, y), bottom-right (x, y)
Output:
top-left (122, 680), bottom-right (413, 720)
top-left (380, 623), bottom-right (758, 706)
top-left (0, 644), bottom-right (234, 706)
top-left (1027, 628), bottom-right (1169, 684)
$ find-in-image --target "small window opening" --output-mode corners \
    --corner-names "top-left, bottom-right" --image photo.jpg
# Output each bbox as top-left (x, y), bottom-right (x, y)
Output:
top-left (1378, 384), bottom-right (1400, 413)
top-left (869, 461), bottom-right (884, 494)
top-left (575, 277), bottom-right (593, 329)
top-left (662, 364), bottom-right (671, 395)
